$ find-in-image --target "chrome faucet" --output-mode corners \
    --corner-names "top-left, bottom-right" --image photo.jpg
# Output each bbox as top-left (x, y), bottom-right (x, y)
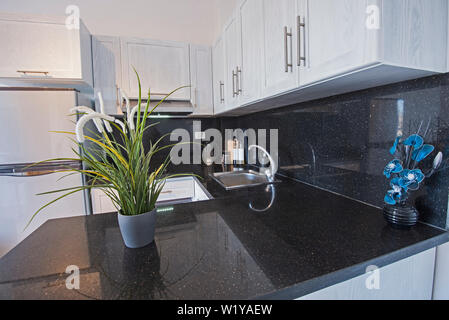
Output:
top-left (248, 145), bottom-right (277, 182)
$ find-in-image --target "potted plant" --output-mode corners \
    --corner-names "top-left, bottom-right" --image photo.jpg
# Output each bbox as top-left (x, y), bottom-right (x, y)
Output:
top-left (26, 71), bottom-right (189, 248)
top-left (383, 130), bottom-right (443, 228)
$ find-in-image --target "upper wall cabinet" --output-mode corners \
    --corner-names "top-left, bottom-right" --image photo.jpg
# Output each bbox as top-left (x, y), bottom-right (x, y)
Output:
top-left (92, 35), bottom-right (121, 115)
top-left (262, 0), bottom-right (298, 97)
top-left (297, 0), bottom-right (448, 87)
top-left (297, 0), bottom-right (377, 86)
top-left (223, 13), bottom-right (242, 111)
top-left (239, 0), bottom-right (265, 105)
top-left (189, 45), bottom-right (214, 116)
top-left (215, 0), bottom-right (448, 116)
top-left (0, 13), bottom-right (93, 86)
top-left (120, 38), bottom-right (191, 101)
top-left (212, 36), bottom-right (226, 114)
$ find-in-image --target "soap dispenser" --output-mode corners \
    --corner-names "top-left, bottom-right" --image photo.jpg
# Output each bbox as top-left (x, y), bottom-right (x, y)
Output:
top-left (232, 138), bottom-right (244, 167)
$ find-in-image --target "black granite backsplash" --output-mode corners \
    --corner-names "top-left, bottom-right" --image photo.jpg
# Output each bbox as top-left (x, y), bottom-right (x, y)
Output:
top-left (111, 117), bottom-right (220, 172)
top-left (144, 117), bottom-right (219, 170)
top-left (116, 74), bottom-right (449, 230)
top-left (220, 73), bottom-right (449, 230)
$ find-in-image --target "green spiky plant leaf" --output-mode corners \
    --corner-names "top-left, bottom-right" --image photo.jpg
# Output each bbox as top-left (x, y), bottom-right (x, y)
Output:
top-left (25, 69), bottom-right (192, 230)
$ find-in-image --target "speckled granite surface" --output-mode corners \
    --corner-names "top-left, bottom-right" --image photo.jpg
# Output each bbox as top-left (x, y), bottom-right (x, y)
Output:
top-left (221, 73), bottom-right (449, 229)
top-left (0, 165), bottom-right (447, 299)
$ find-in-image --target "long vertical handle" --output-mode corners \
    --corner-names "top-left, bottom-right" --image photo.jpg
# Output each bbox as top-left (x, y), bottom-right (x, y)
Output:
top-left (116, 85), bottom-right (120, 108)
top-left (284, 27), bottom-right (293, 72)
top-left (297, 16), bottom-right (306, 66)
top-left (236, 66), bottom-right (242, 95)
top-left (232, 70), bottom-right (237, 97)
top-left (219, 81), bottom-right (225, 103)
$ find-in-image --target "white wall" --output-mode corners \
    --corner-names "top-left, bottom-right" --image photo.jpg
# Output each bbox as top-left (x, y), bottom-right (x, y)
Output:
top-left (213, 0), bottom-right (238, 40)
top-left (0, 0), bottom-right (237, 45)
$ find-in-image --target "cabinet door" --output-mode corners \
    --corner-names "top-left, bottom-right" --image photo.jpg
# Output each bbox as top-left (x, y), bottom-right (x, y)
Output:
top-left (0, 172), bottom-right (85, 257)
top-left (120, 38), bottom-right (191, 100)
top-left (158, 178), bottom-right (195, 203)
top-left (212, 37), bottom-right (226, 114)
top-left (262, 0), bottom-right (298, 97)
top-left (239, 0), bottom-right (265, 105)
top-left (91, 188), bottom-right (117, 215)
top-left (92, 35), bottom-right (121, 115)
top-left (223, 13), bottom-right (242, 110)
top-left (298, 248), bottom-right (436, 300)
top-left (190, 45), bottom-right (214, 115)
top-left (298, 0), bottom-right (378, 86)
top-left (0, 13), bottom-right (92, 84)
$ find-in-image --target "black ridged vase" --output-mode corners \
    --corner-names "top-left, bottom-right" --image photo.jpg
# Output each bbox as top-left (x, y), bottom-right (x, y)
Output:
top-left (383, 202), bottom-right (419, 229)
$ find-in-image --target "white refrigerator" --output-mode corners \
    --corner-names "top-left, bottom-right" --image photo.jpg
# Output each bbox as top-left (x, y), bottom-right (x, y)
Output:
top-left (0, 88), bottom-right (89, 257)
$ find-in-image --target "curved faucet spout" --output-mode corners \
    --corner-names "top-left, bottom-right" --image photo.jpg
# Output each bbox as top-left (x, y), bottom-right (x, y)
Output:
top-left (248, 145), bottom-right (277, 181)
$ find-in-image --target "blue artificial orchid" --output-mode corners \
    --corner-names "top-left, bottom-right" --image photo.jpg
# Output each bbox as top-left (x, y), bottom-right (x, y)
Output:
top-left (389, 136), bottom-right (402, 155)
top-left (397, 169), bottom-right (425, 191)
top-left (383, 129), bottom-right (442, 207)
top-left (383, 159), bottom-right (403, 178)
top-left (411, 144), bottom-right (435, 163)
top-left (403, 134), bottom-right (424, 149)
top-left (384, 182), bottom-right (404, 205)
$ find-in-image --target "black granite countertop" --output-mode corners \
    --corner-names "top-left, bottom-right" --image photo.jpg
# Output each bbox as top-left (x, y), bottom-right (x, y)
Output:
top-left (0, 164), bottom-right (448, 300)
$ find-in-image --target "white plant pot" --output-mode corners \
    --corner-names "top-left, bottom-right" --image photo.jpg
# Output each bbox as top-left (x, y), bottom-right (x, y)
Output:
top-left (117, 209), bottom-right (156, 249)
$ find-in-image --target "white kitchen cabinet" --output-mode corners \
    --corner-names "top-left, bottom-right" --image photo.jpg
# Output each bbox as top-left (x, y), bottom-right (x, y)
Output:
top-left (120, 37), bottom-right (191, 101)
top-left (189, 45), bottom-right (214, 116)
top-left (215, 0), bottom-right (448, 116)
top-left (238, 0), bottom-right (265, 105)
top-left (157, 177), bottom-right (195, 203)
top-left (262, 0), bottom-right (298, 97)
top-left (297, 0), bottom-right (378, 86)
top-left (298, 248), bottom-right (436, 300)
top-left (297, 0), bottom-right (447, 87)
top-left (91, 188), bottom-right (118, 215)
top-left (0, 172), bottom-right (85, 258)
top-left (0, 13), bottom-right (92, 86)
top-left (92, 35), bottom-right (121, 115)
top-left (432, 242), bottom-right (449, 299)
top-left (223, 12), bottom-right (242, 110)
top-left (91, 177), bottom-right (210, 214)
top-left (212, 36), bottom-right (226, 114)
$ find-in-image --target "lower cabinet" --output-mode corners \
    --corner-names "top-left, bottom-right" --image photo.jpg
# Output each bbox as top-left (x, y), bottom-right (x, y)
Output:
top-left (432, 242), bottom-right (449, 300)
top-left (91, 177), bottom-right (210, 214)
top-left (297, 248), bottom-right (436, 300)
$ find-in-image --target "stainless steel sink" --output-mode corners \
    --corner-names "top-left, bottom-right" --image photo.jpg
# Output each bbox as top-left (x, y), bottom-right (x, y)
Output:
top-left (210, 170), bottom-right (280, 190)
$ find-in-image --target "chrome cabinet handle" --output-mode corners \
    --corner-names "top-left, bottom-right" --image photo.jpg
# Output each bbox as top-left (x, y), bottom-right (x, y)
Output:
top-left (194, 88), bottom-right (198, 108)
top-left (232, 70), bottom-right (237, 97)
top-left (17, 70), bottom-right (49, 76)
top-left (284, 27), bottom-right (293, 72)
top-left (0, 169), bottom-right (58, 177)
top-left (236, 67), bottom-right (242, 95)
top-left (116, 85), bottom-right (120, 108)
top-left (219, 81), bottom-right (225, 103)
top-left (297, 16), bottom-right (306, 66)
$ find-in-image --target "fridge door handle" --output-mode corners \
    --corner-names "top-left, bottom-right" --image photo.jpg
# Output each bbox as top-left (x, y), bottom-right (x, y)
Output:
top-left (0, 169), bottom-right (63, 177)
top-left (0, 161), bottom-right (81, 177)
